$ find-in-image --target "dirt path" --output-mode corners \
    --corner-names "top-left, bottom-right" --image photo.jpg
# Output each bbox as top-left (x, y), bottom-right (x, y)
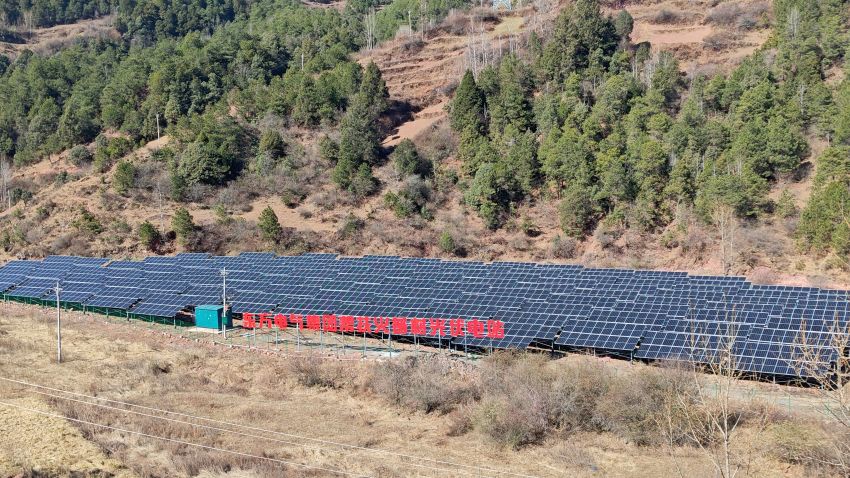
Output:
top-left (383, 101), bottom-right (448, 146)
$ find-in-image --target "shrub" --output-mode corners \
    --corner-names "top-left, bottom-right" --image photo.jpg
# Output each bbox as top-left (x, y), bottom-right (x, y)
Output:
top-left (474, 355), bottom-right (554, 448)
top-left (775, 189), bottom-right (797, 218)
top-left (550, 235), bottom-right (577, 259)
top-left (35, 204), bottom-right (52, 221)
top-left (549, 360), bottom-right (613, 434)
top-left (703, 31), bottom-right (739, 51)
top-left (369, 356), bottom-right (477, 414)
top-left (392, 139), bottom-right (431, 178)
top-left (660, 229), bottom-right (680, 249)
top-left (651, 9), bottom-right (681, 24)
top-left (72, 208), bottom-right (103, 235)
top-left (595, 367), bottom-right (696, 446)
top-left (68, 145), bottom-right (92, 166)
top-left (338, 213), bottom-right (365, 239)
top-left (705, 3), bottom-right (742, 26)
top-left (767, 421), bottom-right (836, 468)
top-left (385, 176), bottom-right (432, 218)
top-left (54, 170), bottom-right (70, 185)
top-left (113, 160), bottom-right (136, 195)
top-left (139, 221), bottom-right (161, 251)
top-left (93, 136), bottom-right (134, 173)
top-left (213, 204), bottom-right (232, 225)
top-left (520, 216), bottom-right (540, 237)
top-left (288, 357), bottom-right (340, 388)
top-left (9, 187), bottom-right (33, 205)
top-left (438, 230), bottom-right (459, 255)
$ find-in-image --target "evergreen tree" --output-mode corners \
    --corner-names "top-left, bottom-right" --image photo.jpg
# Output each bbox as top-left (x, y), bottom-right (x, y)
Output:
top-left (258, 206), bottom-right (283, 243)
top-left (541, 0), bottom-right (618, 84)
top-left (334, 96), bottom-right (378, 190)
top-left (559, 181), bottom-right (595, 238)
top-left (172, 207), bottom-right (195, 244)
top-left (138, 221), bottom-right (161, 251)
top-left (391, 139), bottom-right (430, 178)
top-left (613, 10), bottom-right (634, 41)
top-left (541, 125), bottom-right (593, 190)
top-left (113, 160), bottom-right (136, 195)
top-left (360, 61), bottom-right (389, 119)
top-left (450, 70), bottom-right (485, 134)
top-left (489, 55), bottom-right (534, 136)
top-left (500, 125), bottom-right (538, 195)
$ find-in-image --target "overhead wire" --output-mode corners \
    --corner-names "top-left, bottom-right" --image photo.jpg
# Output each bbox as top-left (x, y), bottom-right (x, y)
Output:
top-left (0, 376), bottom-right (541, 478)
top-left (0, 399), bottom-right (366, 477)
top-left (4, 385), bottom-right (470, 477)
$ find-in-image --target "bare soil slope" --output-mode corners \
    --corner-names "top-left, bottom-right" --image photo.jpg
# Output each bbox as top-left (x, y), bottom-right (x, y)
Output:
top-left (0, 16), bottom-right (119, 57)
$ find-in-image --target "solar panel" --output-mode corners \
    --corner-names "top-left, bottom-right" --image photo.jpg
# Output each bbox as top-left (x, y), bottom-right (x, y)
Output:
top-left (3, 254), bottom-right (850, 380)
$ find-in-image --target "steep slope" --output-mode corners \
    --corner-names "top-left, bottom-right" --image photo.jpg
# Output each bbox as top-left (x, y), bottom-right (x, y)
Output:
top-left (0, 16), bottom-right (119, 57)
top-left (3, 0), bottom-right (849, 290)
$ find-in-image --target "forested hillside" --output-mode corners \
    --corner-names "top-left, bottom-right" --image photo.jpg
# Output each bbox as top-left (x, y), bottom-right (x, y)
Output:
top-left (0, 0), bottom-right (849, 288)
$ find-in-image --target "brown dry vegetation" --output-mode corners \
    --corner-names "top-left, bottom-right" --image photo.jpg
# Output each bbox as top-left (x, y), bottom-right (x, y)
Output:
top-left (0, 302), bottom-right (849, 477)
top-left (2, 0), bottom-right (848, 289)
top-left (0, 15), bottom-right (119, 57)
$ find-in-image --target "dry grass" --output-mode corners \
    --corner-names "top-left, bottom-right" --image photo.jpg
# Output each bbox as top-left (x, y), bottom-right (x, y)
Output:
top-left (0, 303), bottom-right (840, 476)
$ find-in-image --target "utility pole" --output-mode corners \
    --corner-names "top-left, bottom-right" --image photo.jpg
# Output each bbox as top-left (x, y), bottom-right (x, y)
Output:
top-left (54, 282), bottom-right (62, 363)
top-left (156, 187), bottom-right (165, 230)
top-left (221, 268), bottom-right (227, 339)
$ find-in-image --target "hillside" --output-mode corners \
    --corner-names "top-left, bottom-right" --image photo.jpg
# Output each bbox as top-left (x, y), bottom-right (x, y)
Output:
top-left (0, 0), bottom-right (848, 292)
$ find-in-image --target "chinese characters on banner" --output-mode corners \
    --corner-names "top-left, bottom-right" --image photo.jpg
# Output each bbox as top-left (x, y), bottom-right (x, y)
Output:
top-left (241, 313), bottom-right (506, 339)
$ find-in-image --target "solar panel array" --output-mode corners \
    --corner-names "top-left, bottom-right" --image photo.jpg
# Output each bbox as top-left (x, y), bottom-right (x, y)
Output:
top-left (1, 254), bottom-right (848, 379)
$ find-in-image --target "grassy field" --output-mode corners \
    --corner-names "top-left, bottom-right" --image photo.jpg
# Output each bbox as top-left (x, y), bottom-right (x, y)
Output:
top-left (0, 301), bottom-right (843, 477)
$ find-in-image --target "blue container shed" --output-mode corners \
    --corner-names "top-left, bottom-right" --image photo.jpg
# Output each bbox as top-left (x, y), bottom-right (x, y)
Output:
top-left (195, 304), bottom-right (231, 329)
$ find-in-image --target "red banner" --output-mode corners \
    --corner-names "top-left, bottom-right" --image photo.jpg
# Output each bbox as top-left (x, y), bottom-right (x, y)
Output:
top-left (241, 312), bottom-right (505, 339)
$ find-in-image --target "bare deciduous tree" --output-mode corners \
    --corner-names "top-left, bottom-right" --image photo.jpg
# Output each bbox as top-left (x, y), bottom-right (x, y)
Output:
top-left (364, 8), bottom-right (376, 51)
top-left (0, 159), bottom-right (11, 210)
top-left (712, 203), bottom-right (737, 276)
top-left (660, 311), bottom-right (774, 478)
top-left (679, 319), bottom-right (745, 478)
top-left (793, 311), bottom-right (850, 473)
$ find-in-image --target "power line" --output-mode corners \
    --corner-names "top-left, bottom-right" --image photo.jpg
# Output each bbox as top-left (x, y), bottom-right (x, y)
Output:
top-left (0, 376), bottom-right (539, 478)
top-left (9, 386), bottom-right (470, 477)
top-left (0, 399), bottom-right (366, 477)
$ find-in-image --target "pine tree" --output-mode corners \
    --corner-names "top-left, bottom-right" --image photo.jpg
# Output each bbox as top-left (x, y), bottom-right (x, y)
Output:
top-left (172, 207), bottom-right (195, 244)
top-left (559, 181), bottom-right (594, 238)
top-left (489, 55), bottom-right (534, 136)
top-left (614, 10), bottom-right (634, 41)
top-left (541, 0), bottom-right (618, 83)
top-left (359, 61), bottom-right (389, 119)
top-left (334, 92), bottom-right (380, 193)
top-left (113, 160), bottom-right (136, 195)
top-left (258, 206), bottom-right (283, 243)
top-left (449, 70), bottom-right (485, 134)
